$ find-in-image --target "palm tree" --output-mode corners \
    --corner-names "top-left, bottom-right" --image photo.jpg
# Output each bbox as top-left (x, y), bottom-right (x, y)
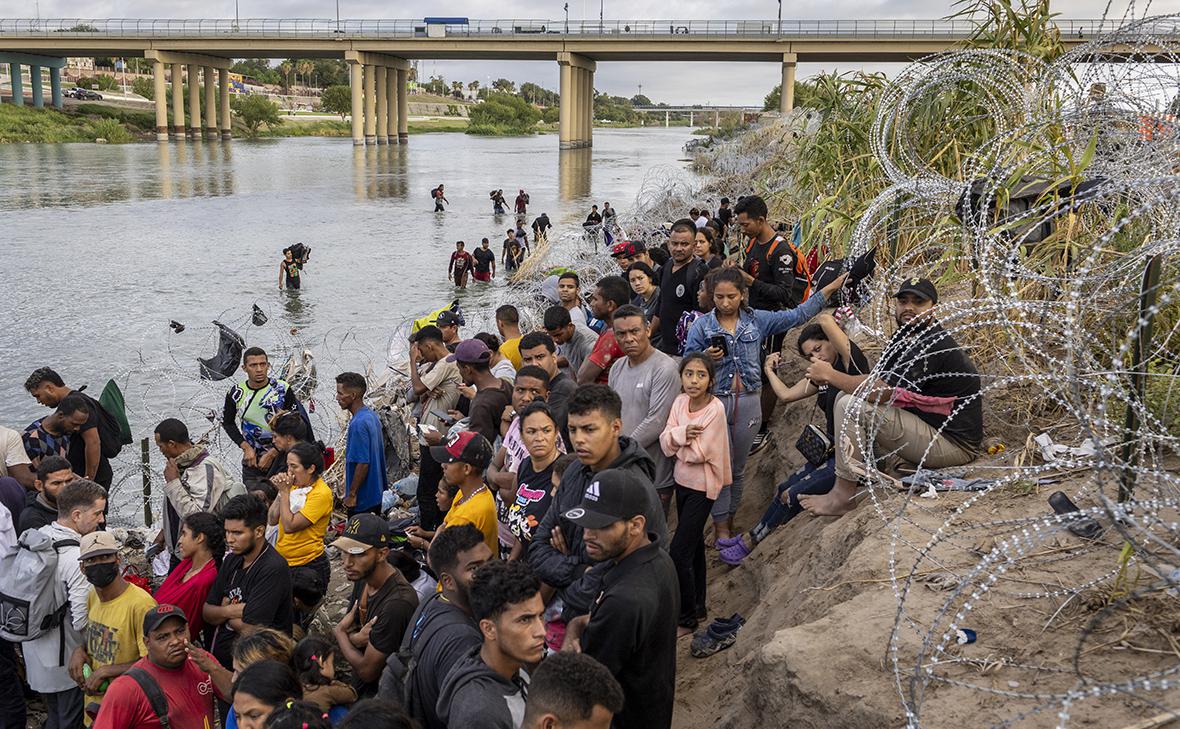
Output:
top-left (278, 60), bottom-right (293, 91)
top-left (468, 80), bottom-right (480, 98)
top-left (298, 60), bottom-right (314, 90)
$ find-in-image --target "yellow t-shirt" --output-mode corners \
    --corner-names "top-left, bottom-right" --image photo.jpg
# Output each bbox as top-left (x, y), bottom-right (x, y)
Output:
top-left (277, 477), bottom-right (333, 567)
top-left (85, 583), bottom-right (157, 719)
top-left (499, 337), bottom-right (523, 370)
top-left (442, 484), bottom-right (498, 557)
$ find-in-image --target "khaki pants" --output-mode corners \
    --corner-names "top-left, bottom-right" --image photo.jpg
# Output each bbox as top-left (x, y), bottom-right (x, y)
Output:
top-left (833, 393), bottom-right (977, 482)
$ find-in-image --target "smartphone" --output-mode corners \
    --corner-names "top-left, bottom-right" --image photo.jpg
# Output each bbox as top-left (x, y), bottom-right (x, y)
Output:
top-left (429, 409), bottom-right (458, 426)
top-left (709, 334), bottom-right (729, 357)
top-left (417, 424), bottom-right (438, 438)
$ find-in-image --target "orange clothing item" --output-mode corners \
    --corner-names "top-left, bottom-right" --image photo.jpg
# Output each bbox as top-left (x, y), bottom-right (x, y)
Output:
top-left (659, 394), bottom-right (732, 499)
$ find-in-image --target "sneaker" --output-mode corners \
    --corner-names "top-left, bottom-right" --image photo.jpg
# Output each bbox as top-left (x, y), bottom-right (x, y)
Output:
top-left (749, 430), bottom-right (771, 454)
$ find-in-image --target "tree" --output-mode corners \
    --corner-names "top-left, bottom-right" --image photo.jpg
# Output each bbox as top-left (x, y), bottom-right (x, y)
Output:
top-left (467, 80), bottom-right (480, 97)
top-left (631, 94), bottom-right (652, 107)
top-left (231, 94), bottom-right (283, 136)
top-left (491, 78), bottom-right (516, 94)
top-left (520, 82), bottom-right (559, 107)
top-left (319, 85), bottom-right (351, 118)
top-left (468, 92), bottom-right (541, 135)
top-left (278, 60), bottom-right (293, 90)
top-left (451, 81), bottom-right (464, 99)
top-left (424, 75), bottom-right (448, 96)
top-left (132, 76), bottom-right (154, 99)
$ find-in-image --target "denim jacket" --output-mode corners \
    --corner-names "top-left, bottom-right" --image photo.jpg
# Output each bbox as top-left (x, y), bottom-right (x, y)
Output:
top-left (684, 290), bottom-right (827, 396)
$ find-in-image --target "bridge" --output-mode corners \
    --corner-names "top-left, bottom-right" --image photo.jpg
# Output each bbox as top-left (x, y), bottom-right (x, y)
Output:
top-left (0, 18), bottom-right (1129, 148)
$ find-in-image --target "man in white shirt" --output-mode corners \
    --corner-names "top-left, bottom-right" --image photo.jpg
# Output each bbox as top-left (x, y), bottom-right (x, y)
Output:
top-left (26, 479), bottom-right (108, 729)
top-left (0, 425), bottom-right (34, 490)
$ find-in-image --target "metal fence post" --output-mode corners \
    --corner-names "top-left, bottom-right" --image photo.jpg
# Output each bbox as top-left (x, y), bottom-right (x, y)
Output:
top-left (140, 437), bottom-right (153, 527)
top-left (1118, 254), bottom-right (1163, 502)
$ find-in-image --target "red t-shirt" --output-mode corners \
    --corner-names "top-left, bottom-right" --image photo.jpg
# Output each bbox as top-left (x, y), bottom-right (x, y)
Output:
top-left (153, 559), bottom-right (218, 641)
top-left (92, 657), bottom-right (221, 729)
top-left (588, 330), bottom-right (624, 384)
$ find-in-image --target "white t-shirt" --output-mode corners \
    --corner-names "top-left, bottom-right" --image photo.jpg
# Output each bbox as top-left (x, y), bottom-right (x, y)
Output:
top-left (24, 522), bottom-right (89, 693)
top-left (0, 426), bottom-right (31, 479)
top-left (695, 216), bottom-right (708, 229)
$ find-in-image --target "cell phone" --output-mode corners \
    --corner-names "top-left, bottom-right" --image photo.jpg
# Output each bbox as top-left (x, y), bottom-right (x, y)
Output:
top-left (417, 424), bottom-right (438, 437)
top-left (709, 334), bottom-right (729, 357)
top-left (429, 409), bottom-right (457, 426)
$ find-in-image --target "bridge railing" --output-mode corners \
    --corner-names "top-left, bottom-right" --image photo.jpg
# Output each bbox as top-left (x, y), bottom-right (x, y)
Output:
top-left (0, 18), bottom-right (1129, 39)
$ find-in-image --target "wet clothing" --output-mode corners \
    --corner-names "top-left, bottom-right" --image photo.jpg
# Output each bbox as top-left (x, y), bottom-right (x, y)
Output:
top-left (436, 647), bottom-right (528, 729)
top-left (282, 260), bottom-right (302, 289)
top-left (473, 247), bottom-right (496, 279)
top-left (62, 392), bottom-right (113, 488)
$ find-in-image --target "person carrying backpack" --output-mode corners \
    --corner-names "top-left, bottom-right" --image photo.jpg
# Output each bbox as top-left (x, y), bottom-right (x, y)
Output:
top-left (92, 604), bottom-right (228, 729)
top-left (431, 184), bottom-right (449, 212)
top-left (2, 479), bottom-right (109, 729)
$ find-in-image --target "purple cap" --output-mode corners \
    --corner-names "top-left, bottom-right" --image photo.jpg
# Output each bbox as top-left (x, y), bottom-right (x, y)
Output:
top-left (446, 338), bottom-right (492, 364)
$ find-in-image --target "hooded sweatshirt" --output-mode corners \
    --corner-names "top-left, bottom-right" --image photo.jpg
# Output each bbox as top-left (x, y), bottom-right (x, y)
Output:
top-left (527, 436), bottom-right (668, 617)
top-left (436, 646), bottom-right (528, 729)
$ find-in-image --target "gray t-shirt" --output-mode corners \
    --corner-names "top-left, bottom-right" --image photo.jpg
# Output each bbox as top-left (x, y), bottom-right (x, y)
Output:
top-left (609, 349), bottom-right (680, 490)
top-left (560, 324), bottom-right (599, 377)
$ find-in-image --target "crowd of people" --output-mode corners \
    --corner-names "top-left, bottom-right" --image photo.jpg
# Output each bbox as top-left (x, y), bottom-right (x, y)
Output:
top-left (444, 188), bottom-right (554, 287)
top-left (0, 193), bottom-right (986, 729)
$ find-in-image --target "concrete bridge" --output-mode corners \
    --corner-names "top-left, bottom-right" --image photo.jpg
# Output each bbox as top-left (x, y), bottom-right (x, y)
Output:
top-left (0, 18), bottom-right (1129, 147)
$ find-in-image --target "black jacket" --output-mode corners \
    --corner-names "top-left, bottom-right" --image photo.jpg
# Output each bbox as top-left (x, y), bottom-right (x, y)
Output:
top-left (527, 436), bottom-right (668, 618)
top-left (435, 646), bottom-right (528, 729)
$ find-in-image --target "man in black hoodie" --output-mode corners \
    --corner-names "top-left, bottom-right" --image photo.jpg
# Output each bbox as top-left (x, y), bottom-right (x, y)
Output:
top-left (436, 560), bottom-right (546, 729)
top-left (528, 385), bottom-right (668, 619)
top-left (379, 524), bottom-right (492, 729)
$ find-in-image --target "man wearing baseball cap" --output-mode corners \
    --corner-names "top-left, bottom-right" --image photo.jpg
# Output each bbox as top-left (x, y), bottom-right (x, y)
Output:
top-left (560, 468), bottom-right (678, 729)
top-left (433, 310), bottom-right (462, 352)
top-left (800, 275), bottom-right (983, 517)
top-left (610, 240), bottom-right (655, 274)
top-left (447, 340), bottom-right (513, 446)
top-left (332, 514), bottom-right (419, 695)
top-left (92, 605), bottom-right (227, 729)
top-left (407, 430), bottom-right (499, 557)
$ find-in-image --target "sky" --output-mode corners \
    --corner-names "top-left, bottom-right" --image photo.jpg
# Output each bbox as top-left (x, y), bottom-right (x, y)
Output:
top-left (3, 0), bottom-right (1178, 104)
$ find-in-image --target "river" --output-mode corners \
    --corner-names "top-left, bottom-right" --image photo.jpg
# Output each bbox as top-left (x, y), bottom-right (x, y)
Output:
top-left (0, 128), bottom-right (693, 521)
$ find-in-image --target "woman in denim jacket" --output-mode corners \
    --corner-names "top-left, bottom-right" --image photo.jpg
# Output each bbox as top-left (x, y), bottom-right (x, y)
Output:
top-left (684, 267), bottom-right (848, 541)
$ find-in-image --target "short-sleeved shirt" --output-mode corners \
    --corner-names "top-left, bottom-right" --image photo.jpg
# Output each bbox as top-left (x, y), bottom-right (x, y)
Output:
top-left (507, 458), bottom-right (557, 544)
top-left (153, 558), bottom-right (219, 642)
top-left (449, 252), bottom-right (473, 275)
top-left (65, 391), bottom-right (113, 487)
top-left (346, 406), bottom-right (388, 512)
top-left (559, 324), bottom-right (598, 376)
top-left (21, 419), bottom-right (68, 468)
top-left (347, 571), bottom-right (419, 695)
top-left (276, 478), bottom-right (333, 567)
top-left (205, 543), bottom-right (294, 667)
top-left (418, 360), bottom-right (462, 444)
top-left (86, 584), bottom-right (157, 710)
top-left (92, 656), bottom-right (219, 729)
top-left (473, 248), bottom-right (496, 274)
top-left (467, 381), bottom-right (513, 445)
top-left (0, 426), bottom-right (31, 479)
top-left (499, 337), bottom-right (523, 370)
top-left (587, 331), bottom-right (624, 384)
top-left (442, 485), bottom-right (498, 557)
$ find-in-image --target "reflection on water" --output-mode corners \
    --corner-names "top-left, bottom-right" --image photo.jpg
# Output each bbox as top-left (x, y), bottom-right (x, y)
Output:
top-left (559, 147), bottom-right (593, 201)
top-left (281, 288), bottom-right (315, 330)
top-left (353, 144), bottom-right (409, 200)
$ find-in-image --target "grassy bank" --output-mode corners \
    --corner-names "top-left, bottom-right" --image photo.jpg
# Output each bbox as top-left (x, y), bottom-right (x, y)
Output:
top-left (240, 116), bottom-right (470, 138)
top-left (0, 103), bottom-right (153, 143)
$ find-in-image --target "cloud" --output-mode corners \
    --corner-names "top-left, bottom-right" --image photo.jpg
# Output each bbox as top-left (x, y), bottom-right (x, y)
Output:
top-left (4, 0), bottom-right (1178, 104)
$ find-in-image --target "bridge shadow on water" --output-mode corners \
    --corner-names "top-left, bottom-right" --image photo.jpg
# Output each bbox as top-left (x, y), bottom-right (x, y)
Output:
top-left (558, 147), bottom-right (592, 201)
top-left (352, 143), bottom-right (409, 200)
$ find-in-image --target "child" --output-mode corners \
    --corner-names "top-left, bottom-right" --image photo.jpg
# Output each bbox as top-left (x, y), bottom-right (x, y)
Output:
top-left (660, 353), bottom-right (732, 637)
top-left (406, 479), bottom-right (459, 551)
top-left (293, 636), bottom-right (358, 717)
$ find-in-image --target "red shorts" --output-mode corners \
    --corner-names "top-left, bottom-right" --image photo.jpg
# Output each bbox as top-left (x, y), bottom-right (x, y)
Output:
top-left (473, 271), bottom-right (492, 282)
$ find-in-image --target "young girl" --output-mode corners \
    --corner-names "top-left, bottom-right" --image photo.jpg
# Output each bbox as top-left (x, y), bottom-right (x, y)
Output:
top-left (293, 636), bottom-right (357, 718)
top-left (660, 354), bottom-right (732, 636)
top-left (684, 267), bottom-right (848, 543)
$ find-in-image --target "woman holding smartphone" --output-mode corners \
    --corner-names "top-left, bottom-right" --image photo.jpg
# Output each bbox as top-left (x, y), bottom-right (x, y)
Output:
top-left (684, 267), bottom-right (848, 543)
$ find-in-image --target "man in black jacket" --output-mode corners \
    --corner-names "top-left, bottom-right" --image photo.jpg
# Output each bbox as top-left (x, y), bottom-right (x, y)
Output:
top-left (527, 385), bottom-right (668, 620)
top-left (561, 468), bottom-right (678, 729)
top-left (655, 219), bottom-right (710, 355)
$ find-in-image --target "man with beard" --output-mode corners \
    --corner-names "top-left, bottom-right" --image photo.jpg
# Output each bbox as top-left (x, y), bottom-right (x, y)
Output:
top-left (655, 220), bottom-right (710, 355)
top-left (380, 524), bottom-right (492, 729)
top-left (18, 455), bottom-right (74, 533)
top-left (91, 605), bottom-right (226, 729)
top-left (333, 514), bottom-right (419, 696)
top-left (24, 370), bottom-right (112, 487)
top-left (799, 277), bottom-right (983, 517)
top-left (560, 468), bottom-right (678, 729)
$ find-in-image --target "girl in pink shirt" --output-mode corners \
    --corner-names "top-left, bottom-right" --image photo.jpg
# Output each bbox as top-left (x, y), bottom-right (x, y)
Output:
top-left (660, 353), bottom-right (732, 635)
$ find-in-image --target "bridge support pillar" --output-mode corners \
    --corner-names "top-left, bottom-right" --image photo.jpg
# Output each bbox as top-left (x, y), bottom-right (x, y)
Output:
top-left (665, 110), bottom-right (669, 127)
top-left (218, 68), bottom-right (232, 139)
top-left (49, 67), bottom-right (62, 109)
top-left (153, 61), bottom-right (168, 140)
top-left (780, 54), bottom-right (797, 114)
top-left (385, 67), bottom-right (397, 144)
top-left (203, 66), bottom-right (217, 139)
top-left (363, 64), bottom-right (377, 145)
top-left (9, 63), bottom-right (23, 106)
top-left (689, 111), bottom-right (694, 126)
top-left (349, 62), bottom-right (363, 145)
top-left (558, 52), bottom-right (595, 149)
top-left (396, 68), bottom-right (408, 142)
top-left (714, 109), bottom-right (720, 127)
top-left (187, 64), bottom-right (201, 139)
top-left (30, 65), bottom-right (43, 108)
top-left (170, 63), bottom-right (185, 139)
top-left (375, 66), bottom-right (388, 144)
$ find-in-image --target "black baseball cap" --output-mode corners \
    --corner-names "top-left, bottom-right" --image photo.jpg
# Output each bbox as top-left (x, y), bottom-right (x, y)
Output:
top-left (435, 310), bottom-right (461, 328)
top-left (430, 430), bottom-right (494, 470)
top-left (143, 604), bottom-right (188, 635)
top-left (894, 277), bottom-right (938, 304)
top-left (333, 514), bottom-right (390, 555)
top-left (563, 468), bottom-right (648, 529)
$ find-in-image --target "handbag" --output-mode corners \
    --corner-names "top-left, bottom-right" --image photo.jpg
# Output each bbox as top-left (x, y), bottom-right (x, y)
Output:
top-left (794, 395), bottom-right (833, 466)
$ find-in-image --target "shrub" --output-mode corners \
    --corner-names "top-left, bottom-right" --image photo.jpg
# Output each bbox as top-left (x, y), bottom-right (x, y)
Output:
top-left (231, 94), bottom-right (283, 136)
top-left (74, 76), bottom-right (97, 89)
top-left (132, 76), bottom-right (154, 99)
top-left (90, 117), bottom-right (132, 143)
top-left (95, 75), bottom-right (118, 91)
top-left (318, 84), bottom-right (351, 118)
top-left (467, 92), bottom-right (540, 135)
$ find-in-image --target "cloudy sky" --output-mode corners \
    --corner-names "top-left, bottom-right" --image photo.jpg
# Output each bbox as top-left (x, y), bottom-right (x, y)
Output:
top-left (3, 0), bottom-right (1176, 104)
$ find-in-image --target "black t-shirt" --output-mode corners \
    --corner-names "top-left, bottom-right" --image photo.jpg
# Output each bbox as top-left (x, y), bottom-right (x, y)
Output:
top-left (507, 458), bottom-right (557, 543)
top-left (878, 323), bottom-right (984, 449)
top-left (473, 248), bottom-right (496, 274)
top-left (348, 571), bottom-right (419, 696)
top-left (656, 259), bottom-right (707, 355)
top-left (817, 341), bottom-right (871, 439)
top-left (18, 496), bottom-right (57, 535)
top-left (205, 543), bottom-right (294, 667)
top-left (66, 391), bottom-right (112, 487)
top-left (742, 235), bottom-right (807, 311)
top-left (716, 207), bottom-right (732, 227)
top-left (467, 381), bottom-right (513, 445)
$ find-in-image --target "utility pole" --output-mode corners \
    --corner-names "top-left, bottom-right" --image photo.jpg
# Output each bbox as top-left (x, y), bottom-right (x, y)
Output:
top-left (336, 0), bottom-right (341, 33)
top-left (777, 0), bottom-right (782, 36)
top-left (564, 3), bottom-right (569, 34)
top-left (599, 0), bottom-right (604, 30)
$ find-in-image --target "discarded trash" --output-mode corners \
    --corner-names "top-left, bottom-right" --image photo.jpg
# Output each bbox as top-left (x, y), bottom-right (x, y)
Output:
top-left (169, 320), bottom-right (185, 334)
top-left (1034, 433), bottom-right (1105, 462)
top-left (252, 304), bottom-right (268, 326)
top-left (956, 628), bottom-right (977, 645)
top-left (987, 443), bottom-right (1006, 455)
top-left (198, 321), bottom-right (245, 381)
top-left (1047, 491), bottom-right (1104, 540)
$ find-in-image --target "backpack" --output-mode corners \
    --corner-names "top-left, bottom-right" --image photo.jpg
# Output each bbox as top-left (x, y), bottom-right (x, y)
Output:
top-left (126, 667), bottom-right (171, 729)
top-left (96, 379), bottom-right (133, 458)
top-left (0, 530), bottom-right (78, 645)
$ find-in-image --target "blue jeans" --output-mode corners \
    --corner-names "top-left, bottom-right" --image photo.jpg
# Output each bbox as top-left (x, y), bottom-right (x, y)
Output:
top-left (749, 457), bottom-right (836, 545)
